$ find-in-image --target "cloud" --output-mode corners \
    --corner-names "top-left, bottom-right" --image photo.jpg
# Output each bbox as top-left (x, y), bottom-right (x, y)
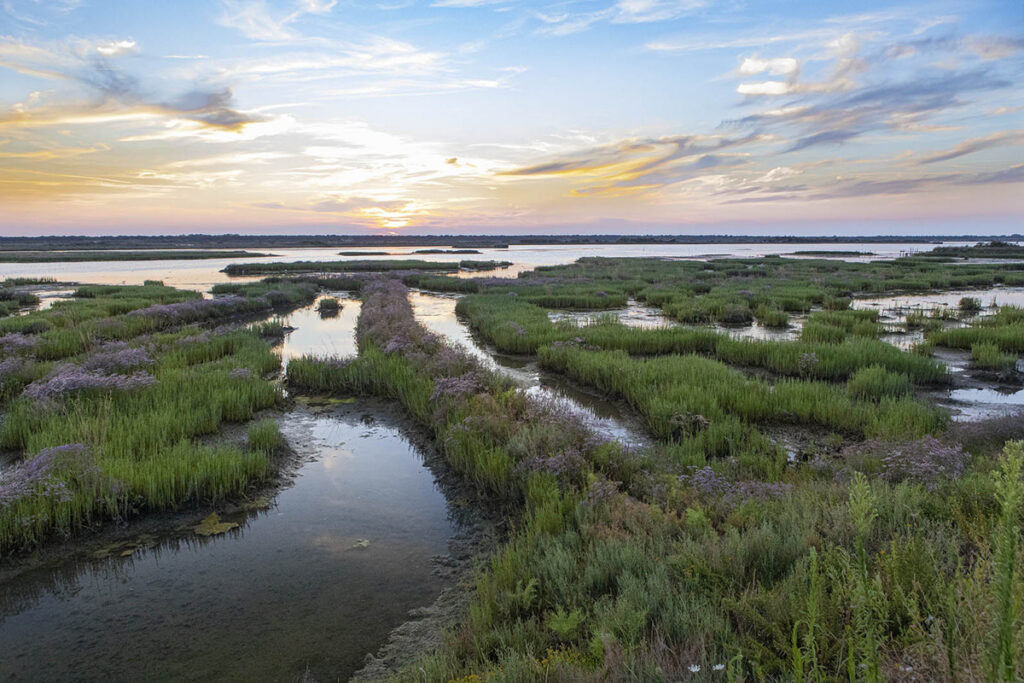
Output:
top-left (0, 36), bottom-right (262, 132)
top-left (432, 0), bottom-right (509, 6)
top-left (646, 28), bottom-right (833, 53)
top-left (310, 196), bottom-right (408, 212)
top-left (721, 163), bottom-right (1024, 204)
top-left (534, 0), bottom-right (706, 36)
top-left (612, 0), bottom-right (707, 24)
top-left (738, 57), bottom-right (798, 76)
top-left (918, 130), bottom-right (1024, 164)
top-left (500, 133), bottom-right (759, 196)
top-left (786, 129), bottom-right (860, 152)
top-left (958, 164), bottom-right (1024, 185)
top-left (731, 62), bottom-right (1013, 156)
top-left (737, 81), bottom-right (792, 96)
top-left (217, 0), bottom-right (340, 42)
top-left (95, 40), bottom-right (137, 57)
top-left (962, 35), bottom-right (1024, 60)
top-left (218, 0), bottom-right (297, 41)
top-left (297, 0), bottom-right (337, 13)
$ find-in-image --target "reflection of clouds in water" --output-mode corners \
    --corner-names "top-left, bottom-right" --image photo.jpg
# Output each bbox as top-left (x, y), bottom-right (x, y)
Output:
top-left (951, 387), bottom-right (1024, 405)
top-left (0, 404), bottom-right (453, 681)
top-left (309, 534), bottom-right (373, 558)
top-left (318, 445), bottom-right (356, 473)
top-left (279, 295), bottom-right (362, 364)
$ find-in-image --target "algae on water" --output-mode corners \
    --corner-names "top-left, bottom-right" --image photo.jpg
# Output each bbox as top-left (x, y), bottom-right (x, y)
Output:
top-left (194, 513), bottom-right (239, 537)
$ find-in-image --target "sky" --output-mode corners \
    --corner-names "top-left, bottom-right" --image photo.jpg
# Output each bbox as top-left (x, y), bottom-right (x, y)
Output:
top-left (0, 0), bottom-right (1022, 236)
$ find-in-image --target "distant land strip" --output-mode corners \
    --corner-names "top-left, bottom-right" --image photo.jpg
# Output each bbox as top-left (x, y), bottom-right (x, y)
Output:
top-left (0, 250), bottom-right (275, 262)
top-left (1, 234), bottom-right (1021, 252)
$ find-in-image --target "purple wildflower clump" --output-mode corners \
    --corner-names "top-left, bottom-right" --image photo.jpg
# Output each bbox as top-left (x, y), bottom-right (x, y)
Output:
top-left (358, 279), bottom-right (443, 358)
top-left (0, 356), bottom-right (37, 398)
top-left (583, 478), bottom-right (621, 507)
top-left (176, 330), bottom-right (212, 347)
top-left (681, 466), bottom-right (733, 498)
top-left (949, 410), bottom-right (1024, 449)
top-left (843, 437), bottom-right (970, 489)
top-left (526, 395), bottom-right (597, 447)
top-left (23, 364), bottom-right (157, 403)
top-left (0, 443), bottom-right (91, 506)
top-left (0, 332), bottom-right (40, 354)
top-left (82, 346), bottom-right (154, 374)
top-left (127, 294), bottom-right (257, 325)
top-left (549, 337), bottom-right (599, 352)
top-left (430, 372), bottom-right (481, 402)
top-left (427, 345), bottom-right (475, 377)
top-left (679, 466), bottom-right (792, 507)
top-left (383, 334), bottom-right (412, 354)
top-left (0, 356), bottom-right (31, 380)
top-left (517, 446), bottom-right (587, 485)
top-left (629, 469), bottom-right (669, 505)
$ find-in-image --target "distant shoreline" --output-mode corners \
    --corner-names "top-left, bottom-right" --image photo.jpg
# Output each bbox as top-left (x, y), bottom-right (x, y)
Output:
top-left (0, 249), bottom-right (274, 262)
top-left (0, 234), bottom-right (1018, 251)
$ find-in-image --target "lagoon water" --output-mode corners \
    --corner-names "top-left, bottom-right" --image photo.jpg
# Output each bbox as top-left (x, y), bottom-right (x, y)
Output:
top-left (1, 241), bottom-right (977, 292)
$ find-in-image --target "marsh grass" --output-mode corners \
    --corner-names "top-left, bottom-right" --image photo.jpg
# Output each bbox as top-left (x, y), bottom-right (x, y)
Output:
top-left (846, 365), bottom-right (913, 401)
top-left (248, 419), bottom-right (285, 453)
top-left (0, 281), bottom-right (317, 553)
top-left (457, 294), bottom-right (950, 384)
top-left (539, 345), bottom-right (944, 442)
top-left (280, 275), bottom-right (1024, 681)
top-left (971, 342), bottom-right (1018, 374)
top-left (316, 297), bottom-right (341, 313)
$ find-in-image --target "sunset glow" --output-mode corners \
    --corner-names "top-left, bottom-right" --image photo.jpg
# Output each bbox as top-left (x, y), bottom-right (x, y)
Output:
top-left (1, 0), bottom-right (1022, 234)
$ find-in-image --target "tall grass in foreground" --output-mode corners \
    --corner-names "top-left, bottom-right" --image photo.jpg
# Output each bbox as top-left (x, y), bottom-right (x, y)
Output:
top-left (990, 441), bottom-right (1023, 681)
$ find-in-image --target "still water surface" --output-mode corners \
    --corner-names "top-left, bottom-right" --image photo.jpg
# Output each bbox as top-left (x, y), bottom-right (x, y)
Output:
top-left (0, 407), bottom-right (454, 682)
top-left (1, 241), bottom-right (978, 292)
top-left (0, 299), bottom-right (455, 682)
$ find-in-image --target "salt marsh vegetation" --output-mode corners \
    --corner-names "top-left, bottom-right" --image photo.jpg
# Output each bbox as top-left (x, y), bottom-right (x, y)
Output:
top-left (3, 242), bottom-right (1024, 681)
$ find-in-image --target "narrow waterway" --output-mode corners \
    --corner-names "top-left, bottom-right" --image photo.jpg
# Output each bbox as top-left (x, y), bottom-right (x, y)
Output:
top-left (0, 297), bottom-right (460, 683)
top-left (409, 291), bottom-right (650, 446)
top-left (0, 405), bottom-right (456, 682)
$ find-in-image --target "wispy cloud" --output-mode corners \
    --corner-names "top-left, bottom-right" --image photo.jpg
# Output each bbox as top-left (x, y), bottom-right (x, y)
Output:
top-left (534, 0), bottom-right (707, 36)
top-left (918, 130), bottom-right (1024, 164)
top-left (0, 36), bottom-right (261, 132)
top-left (217, 0), bottom-right (339, 41)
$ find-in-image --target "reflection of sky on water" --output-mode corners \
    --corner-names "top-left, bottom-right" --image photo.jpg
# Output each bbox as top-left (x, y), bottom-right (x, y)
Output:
top-left (0, 410), bottom-right (454, 682)
top-left (0, 241), bottom-right (982, 292)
